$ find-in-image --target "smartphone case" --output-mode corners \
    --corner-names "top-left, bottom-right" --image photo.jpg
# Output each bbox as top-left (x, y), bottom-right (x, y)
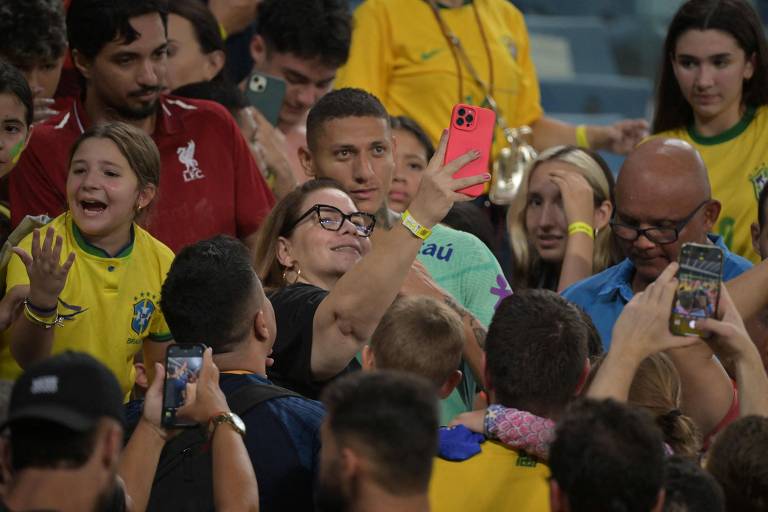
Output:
top-left (445, 104), bottom-right (496, 197)
top-left (670, 243), bottom-right (724, 337)
top-left (162, 343), bottom-right (206, 428)
top-left (244, 72), bottom-right (287, 126)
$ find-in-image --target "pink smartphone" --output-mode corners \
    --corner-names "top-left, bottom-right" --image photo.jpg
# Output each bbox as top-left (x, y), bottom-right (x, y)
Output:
top-left (445, 103), bottom-right (495, 197)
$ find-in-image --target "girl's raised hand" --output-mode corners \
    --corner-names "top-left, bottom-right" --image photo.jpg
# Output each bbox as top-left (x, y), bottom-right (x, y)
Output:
top-left (548, 169), bottom-right (595, 228)
top-left (12, 227), bottom-right (75, 310)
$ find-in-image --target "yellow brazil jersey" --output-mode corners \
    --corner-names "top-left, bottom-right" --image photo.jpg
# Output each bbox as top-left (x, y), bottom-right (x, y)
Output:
top-left (0, 213), bottom-right (174, 394)
top-left (336, 0), bottom-right (543, 161)
top-left (429, 441), bottom-right (550, 511)
top-left (657, 106), bottom-right (768, 263)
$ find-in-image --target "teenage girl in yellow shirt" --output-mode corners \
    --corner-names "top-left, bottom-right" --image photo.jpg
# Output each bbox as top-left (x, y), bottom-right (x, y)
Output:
top-left (652, 0), bottom-right (768, 262)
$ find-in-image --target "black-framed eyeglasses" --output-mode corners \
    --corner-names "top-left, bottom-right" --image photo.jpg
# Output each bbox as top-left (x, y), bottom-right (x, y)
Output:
top-left (609, 199), bottom-right (710, 245)
top-left (286, 204), bottom-right (377, 237)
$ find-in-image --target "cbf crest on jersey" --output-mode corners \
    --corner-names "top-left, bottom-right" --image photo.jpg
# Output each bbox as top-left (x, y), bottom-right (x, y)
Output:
top-left (750, 163), bottom-right (768, 199)
top-left (132, 292), bottom-right (157, 336)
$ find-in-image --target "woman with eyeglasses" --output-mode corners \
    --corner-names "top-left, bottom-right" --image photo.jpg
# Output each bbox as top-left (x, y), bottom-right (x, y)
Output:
top-left (253, 141), bottom-right (487, 399)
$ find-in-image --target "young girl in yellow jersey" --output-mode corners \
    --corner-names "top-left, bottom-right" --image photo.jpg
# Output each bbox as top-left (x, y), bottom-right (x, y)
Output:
top-left (652, 0), bottom-right (768, 263)
top-left (1, 122), bottom-right (175, 394)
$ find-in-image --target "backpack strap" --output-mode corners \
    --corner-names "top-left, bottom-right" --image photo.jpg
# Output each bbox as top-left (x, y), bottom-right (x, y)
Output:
top-left (154, 381), bottom-right (303, 475)
top-left (225, 380), bottom-right (304, 417)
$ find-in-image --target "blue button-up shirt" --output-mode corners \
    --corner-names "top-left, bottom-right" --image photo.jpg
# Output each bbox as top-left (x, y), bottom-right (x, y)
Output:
top-left (562, 235), bottom-right (752, 349)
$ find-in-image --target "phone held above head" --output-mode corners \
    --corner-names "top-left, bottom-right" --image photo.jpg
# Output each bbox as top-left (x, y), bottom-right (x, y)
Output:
top-left (445, 104), bottom-right (495, 197)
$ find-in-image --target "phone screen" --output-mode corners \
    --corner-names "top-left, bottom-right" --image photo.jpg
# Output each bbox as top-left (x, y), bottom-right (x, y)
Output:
top-left (670, 243), bottom-right (724, 337)
top-left (162, 345), bottom-right (204, 428)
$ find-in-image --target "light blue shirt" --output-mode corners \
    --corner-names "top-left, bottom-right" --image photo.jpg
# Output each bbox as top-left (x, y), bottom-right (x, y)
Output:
top-left (562, 235), bottom-right (752, 348)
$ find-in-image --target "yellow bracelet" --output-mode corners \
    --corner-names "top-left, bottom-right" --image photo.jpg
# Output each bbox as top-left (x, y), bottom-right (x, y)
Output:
top-left (568, 221), bottom-right (595, 240)
top-left (575, 124), bottom-right (590, 149)
top-left (23, 302), bottom-right (62, 329)
top-left (401, 210), bottom-right (432, 240)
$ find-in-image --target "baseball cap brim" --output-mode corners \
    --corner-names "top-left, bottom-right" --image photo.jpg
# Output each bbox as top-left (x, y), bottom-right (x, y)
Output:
top-left (0, 403), bottom-right (97, 432)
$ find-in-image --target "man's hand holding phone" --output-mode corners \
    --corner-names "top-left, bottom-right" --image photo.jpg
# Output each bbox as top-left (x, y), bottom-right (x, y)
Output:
top-left (589, 263), bottom-right (699, 402)
top-left (175, 347), bottom-right (231, 424)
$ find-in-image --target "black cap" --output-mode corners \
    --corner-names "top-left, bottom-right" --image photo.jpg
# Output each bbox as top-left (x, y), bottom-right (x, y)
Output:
top-left (2, 351), bottom-right (126, 432)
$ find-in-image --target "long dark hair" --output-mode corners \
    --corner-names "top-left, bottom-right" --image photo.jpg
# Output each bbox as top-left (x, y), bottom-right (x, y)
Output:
top-left (652, 0), bottom-right (768, 133)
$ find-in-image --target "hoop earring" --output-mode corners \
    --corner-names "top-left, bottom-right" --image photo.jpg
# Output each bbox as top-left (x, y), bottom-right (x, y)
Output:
top-left (282, 264), bottom-right (302, 285)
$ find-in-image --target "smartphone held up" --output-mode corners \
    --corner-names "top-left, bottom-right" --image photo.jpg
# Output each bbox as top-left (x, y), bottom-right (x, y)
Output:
top-left (162, 343), bottom-right (206, 428)
top-left (244, 71), bottom-right (287, 126)
top-left (445, 104), bottom-right (495, 197)
top-left (670, 243), bottom-right (724, 337)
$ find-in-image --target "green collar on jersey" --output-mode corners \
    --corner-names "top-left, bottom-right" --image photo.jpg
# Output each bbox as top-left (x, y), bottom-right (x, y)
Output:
top-left (432, 0), bottom-right (473, 8)
top-left (72, 222), bottom-right (135, 258)
top-left (687, 105), bottom-right (757, 146)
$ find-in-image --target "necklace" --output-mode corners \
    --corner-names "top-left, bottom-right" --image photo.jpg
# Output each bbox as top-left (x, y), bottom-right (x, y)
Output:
top-left (427, 0), bottom-right (495, 103)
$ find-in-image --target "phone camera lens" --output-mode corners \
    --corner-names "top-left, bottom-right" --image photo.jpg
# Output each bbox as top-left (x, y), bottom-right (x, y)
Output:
top-left (466, 114), bottom-right (474, 123)
top-left (456, 117), bottom-right (465, 126)
top-left (458, 108), bottom-right (466, 116)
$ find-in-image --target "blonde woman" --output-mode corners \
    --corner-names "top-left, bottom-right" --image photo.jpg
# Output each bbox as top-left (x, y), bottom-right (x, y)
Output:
top-left (507, 145), bottom-right (620, 292)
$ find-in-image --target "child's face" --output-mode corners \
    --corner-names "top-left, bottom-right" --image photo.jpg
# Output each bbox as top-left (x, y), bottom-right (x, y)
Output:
top-left (0, 92), bottom-right (29, 178)
top-left (66, 137), bottom-right (153, 245)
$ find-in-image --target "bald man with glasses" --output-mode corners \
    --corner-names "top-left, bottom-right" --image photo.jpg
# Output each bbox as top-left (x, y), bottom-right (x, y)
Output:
top-left (564, 138), bottom-right (751, 345)
top-left (564, 137), bottom-right (753, 438)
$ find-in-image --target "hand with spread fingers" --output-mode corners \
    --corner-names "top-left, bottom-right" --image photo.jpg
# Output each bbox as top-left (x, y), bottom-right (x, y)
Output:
top-left (12, 227), bottom-right (75, 310)
top-left (407, 130), bottom-right (489, 229)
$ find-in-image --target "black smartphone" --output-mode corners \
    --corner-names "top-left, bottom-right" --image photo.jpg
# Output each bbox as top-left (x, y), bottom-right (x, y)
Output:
top-left (670, 243), bottom-right (724, 337)
top-left (244, 71), bottom-right (287, 126)
top-left (161, 343), bottom-right (206, 428)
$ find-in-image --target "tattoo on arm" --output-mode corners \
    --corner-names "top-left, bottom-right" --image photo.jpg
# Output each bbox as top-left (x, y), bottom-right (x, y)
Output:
top-left (443, 295), bottom-right (487, 348)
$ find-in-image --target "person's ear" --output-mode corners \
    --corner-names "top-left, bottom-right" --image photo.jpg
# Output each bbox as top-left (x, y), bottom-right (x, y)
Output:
top-left (573, 358), bottom-right (592, 396)
top-left (438, 369), bottom-right (463, 399)
top-left (745, 52), bottom-right (756, 81)
top-left (593, 199), bottom-right (613, 231)
top-left (340, 446), bottom-right (361, 484)
top-left (650, 489), bottom-right (666, 512)
top-left (134, 362), bottom-right (148, 390)
top-left (361, 345), bottom-right (375, 370)
top-left (276, 236), bottom-right (295, 268)
top-left (0, 437), bottom-right (13, 482)
top-left (98, 422), bottom-right (123, 471)
top-left (482, 352), bottom-right (493, 394)
top-left (71, 50), bottom-right (93, 81)
top-left (702, 200), bottom-right (721, 229)
top-left (751, 222), bottom-right (762, 256)
top-left (249, 35), bottom-right (267, 66)
top-left (253, 308), bottom-right (270, 343)
top-left (549, 479), bottom-right (570, 512)
top-left (136, 183), bottom-right (157, 211)
top-left (298, 146), bottom-right (316, 178)
top-left (203, 50), bottom-right (226, 81)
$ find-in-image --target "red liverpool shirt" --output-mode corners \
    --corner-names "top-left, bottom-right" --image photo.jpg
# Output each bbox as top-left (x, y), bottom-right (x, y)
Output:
top-left (10, 95), bottom-right (275, 252)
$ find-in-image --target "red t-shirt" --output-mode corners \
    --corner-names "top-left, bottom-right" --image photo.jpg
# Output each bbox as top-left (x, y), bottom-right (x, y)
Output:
top-left (10, 95), bottom-right (275, 252)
